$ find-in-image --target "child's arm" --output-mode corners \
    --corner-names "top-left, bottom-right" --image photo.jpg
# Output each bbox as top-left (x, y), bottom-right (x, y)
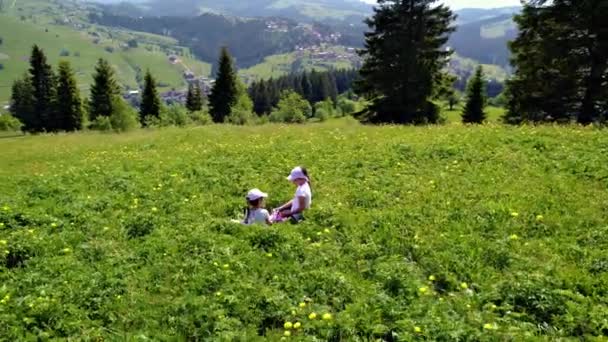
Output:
top-left (275, 200), bottom-right (293, 212)
top-left (281, 197), bottom-right (306, 217)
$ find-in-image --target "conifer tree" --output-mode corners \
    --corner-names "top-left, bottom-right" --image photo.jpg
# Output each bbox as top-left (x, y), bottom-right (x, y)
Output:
top-left (139, 70), bottom-right (161, 125)
top-left (89, 59), bottom-right (120, 121)
top-left (506, 0), bottom-right (608, 124)
top-left (29, 45), bottom-right (56, 132)
top-left (462, 66), bottom-right (487, 124)
top-left (10, 75), bottom-right (35, 132)
top-left (55, 61), bottom-right (84, 131)
top-left (356, 0), bottom-right (455, 124)
top-left (186, 82), bottom-right (203, 112)
top-left (209, 47), bottom-right (238, 123)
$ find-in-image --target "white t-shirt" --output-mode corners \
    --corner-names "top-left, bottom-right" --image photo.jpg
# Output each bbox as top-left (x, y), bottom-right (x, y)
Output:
top-left (292, 182), bottom-right (312, 213)
top-left (245, 208), bottom-right (270, 225)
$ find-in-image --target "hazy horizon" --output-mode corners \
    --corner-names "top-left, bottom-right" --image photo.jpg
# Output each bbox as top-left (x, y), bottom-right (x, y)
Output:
top-left (361, 0), bottom-right (521, 9)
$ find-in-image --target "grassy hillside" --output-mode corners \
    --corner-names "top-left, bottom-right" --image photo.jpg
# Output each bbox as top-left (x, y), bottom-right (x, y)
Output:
top-left (240, 46), bottom-right (358, 80)
top-left (0, 1), bottom-right (211, 104)
top-left (1, 121), bottom-right (607, 340)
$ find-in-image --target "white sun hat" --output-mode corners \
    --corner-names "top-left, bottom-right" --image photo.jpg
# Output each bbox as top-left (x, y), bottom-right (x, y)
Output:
top-left (287, 167), bottom-right (309, 182)
top-left (246, 189), bottom-right (268, 201)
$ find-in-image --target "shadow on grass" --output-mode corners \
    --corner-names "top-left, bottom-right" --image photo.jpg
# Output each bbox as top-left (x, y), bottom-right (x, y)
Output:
top-left (0, 132), bottom-right (26, 140)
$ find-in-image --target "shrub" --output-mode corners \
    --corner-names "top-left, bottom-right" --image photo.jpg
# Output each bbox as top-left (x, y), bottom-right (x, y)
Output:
top-left (190, 110), bottom-right (213, 125)
top-left (90, 116), bottom-right (113, 132)
top-left (225, 109), bottom-right (255, 125)
top-left (110, 97), bottom-right (139, 132)
top-left (159, 105), bottom-right (191, 127)
top-left (269, 91), bottom-right (310, 123)
top-left (104, 46), bottom-right (114, 53)
top-left (337, 98), bottom-right (358, 116)
top-left (0, 114), bottom-right (23, 132)
top-left (59, 49), bottom-right (70, 57)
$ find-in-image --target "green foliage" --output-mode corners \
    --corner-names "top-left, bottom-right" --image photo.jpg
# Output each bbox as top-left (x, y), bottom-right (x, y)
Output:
top-left (357, 0), bottom-right (456, 124)
top-left (55, 61), bottom-right (84, 131)
top-left (109, 97), bottom-right (139, 132)
top-left (209, 47), bottom-right (238, 123)
top-left (10, 74), bottom-right (35, 131)
top-left (139, 70), bottom-right (161, 126)
top-left (89, 59), bottom-right (120, 121)
top-left (336, 97), bottom-right (358, 116)
top-left (0, 114), bottom-right (23, 132)
top-left (185, 82), bottom-right (204, 113)
top-left (314, 99), bottom-right (336, 121)
top-left (189, 110), bottom-right (213, 126)
top-left (0, 122), bottom-right (607, 340)
top-left (29, 45), bottom-right (56, 132)
top-left (156, 105), bottom-right (191, 127)
top-left (269, 91), bottom-right (311, 123)
top-left (226, 80), bottom-right (256, 125)
top-left (506, 0), bottom-right (608, 125)
top-left (462, 66), bottom-right (487, 124)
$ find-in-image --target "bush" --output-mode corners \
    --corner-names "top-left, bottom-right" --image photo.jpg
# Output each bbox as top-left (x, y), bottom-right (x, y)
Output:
top-left (104, 46), bottom-right (114, 53)
top-left (0, 114), bottom-right (23, 132)
top-left (90, 116), bottom-right (113, 132)
top-left (190, 110), bottom-right (213, 125)
top-left (225, 109), bottom-right (255, 125)
top-left (59, 49), bottom-right (70, 57)
top-left (158, 105), bottom-right (191, 127)
top-left (337, 98), bottom-right (358, 116)
top-left (110, 98), bottom-right (139, 132)
top-left (269, 91), bottom-right (311, 124)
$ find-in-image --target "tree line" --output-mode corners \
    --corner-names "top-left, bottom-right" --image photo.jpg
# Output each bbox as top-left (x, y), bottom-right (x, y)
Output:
top-left (9, 45), bottom-right (207, 133)
top-left (248, 69), bottom-right (358, 115)
top-left (7, 45), bottom-right (354, 132)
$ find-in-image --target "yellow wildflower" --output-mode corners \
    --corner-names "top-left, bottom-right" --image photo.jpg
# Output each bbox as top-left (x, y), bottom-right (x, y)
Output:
top-left (308, 312), bottom-right (317, 320)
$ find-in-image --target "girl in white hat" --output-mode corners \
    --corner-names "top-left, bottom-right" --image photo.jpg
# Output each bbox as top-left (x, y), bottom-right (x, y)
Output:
top-left (274, 166), bottom-right (312, 223)
top-left (242, 189), bottom-right (272, 225)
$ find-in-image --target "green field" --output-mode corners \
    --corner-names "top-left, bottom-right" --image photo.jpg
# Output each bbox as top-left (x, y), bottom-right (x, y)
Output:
top-left (1, 120), bottom-right (607, 340)
top-left (0, 2), bottom-right (211, 104)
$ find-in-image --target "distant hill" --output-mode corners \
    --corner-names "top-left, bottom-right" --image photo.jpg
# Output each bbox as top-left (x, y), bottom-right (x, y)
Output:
top-left (0, 0), bottom-right (210, 103)
top-left (95, 0), bottom-right (372, 22)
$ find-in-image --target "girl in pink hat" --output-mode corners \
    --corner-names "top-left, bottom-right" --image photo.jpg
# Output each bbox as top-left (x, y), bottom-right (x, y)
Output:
top-left (273, 166), bottom-right (312, 223)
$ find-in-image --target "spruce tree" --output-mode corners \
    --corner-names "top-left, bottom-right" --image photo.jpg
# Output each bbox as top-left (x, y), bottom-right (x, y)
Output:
top-left (357, 0), bottom-right (455, 124)
top-left (506, 0), bottom-right (608, 124)
top-left (29, 45), bottom-right (56, 132)
top-left (301, 73), bottom-right (313, 103)
top-left (462, 66), bottom-right (487, 124)
top-left (186, 82), bottom-right (203, 112)
top-left (209, 47), bottom-right (238, 123)
top-left (139, 70), bottom-right (161, 125)
top-left (55, 61), bottom-right (84, 131)
top-left (89, 59), bottom-right (120, 121)
top-left (10, 75), bottom-right (35, 132)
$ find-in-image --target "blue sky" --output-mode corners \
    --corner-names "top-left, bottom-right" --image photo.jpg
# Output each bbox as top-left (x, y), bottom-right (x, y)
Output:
top-left (361, 0), bottom-right (521, 9)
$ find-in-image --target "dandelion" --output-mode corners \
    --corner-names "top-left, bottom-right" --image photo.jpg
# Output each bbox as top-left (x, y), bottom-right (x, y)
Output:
top-left (322, 313), bottom-right (332, 320)
top-left (510, 212), bottom-right (519, 217)
top-left (50, 222), bottom-right (58, 228)
top-left (0, 240), bottom-right (6, 245)
top-left (536, 215), bottom-right (544, 221)
top-left (460, 282), bottom-right (468, 290)
top-left (215, 291), bottom-right (222, 297)
top-left (151, 207), bottom-right (158, 212)
top-left (299, 302), bottom-right (306, 308)
top-left (414, 326), bottom-right (422, 333)
top-left (284, 331), bottom-right (291, 337)
top-left (2, 206), bottom-right (10, 211)
top-left (509, 234), bottom-right (519, 240)
top-left (222, 264), bottom-right (230, 269)
top-left (62, 248), bottom-right (72, 254)
top-left (103, 226), bottom-right (110, 231)
top-left (323, 228), bottom-right (330, 234)
top-left (308, 312), bottom-right (317, 320)
top-left (266, 253), bottom-right (273, 258)
top-left (0, 223), bottom-right (4, 228)
top-left (418, 286), bottom-right (429, 295)
top-left (294, 322), bottom-right (301, 329)
top-left (483, 323), bottom-right (498, 330)
top-left (284, 322), bottom-right (293, 329)
top-left (428, 275), bottom-right (436, 281)
top-left (213, 262), bottom-right (219, 267)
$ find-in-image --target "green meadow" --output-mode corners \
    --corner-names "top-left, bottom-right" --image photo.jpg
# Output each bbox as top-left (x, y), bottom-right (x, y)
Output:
top-left (1, 120), bottom-right (607, 340)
